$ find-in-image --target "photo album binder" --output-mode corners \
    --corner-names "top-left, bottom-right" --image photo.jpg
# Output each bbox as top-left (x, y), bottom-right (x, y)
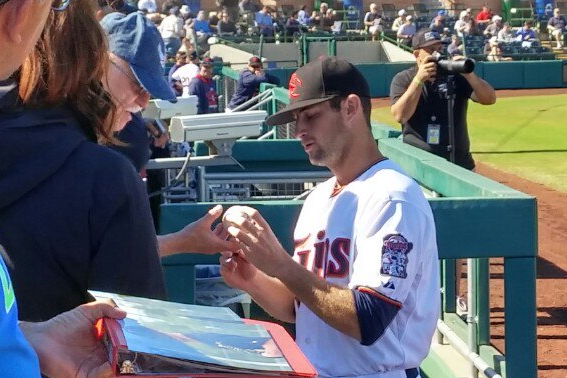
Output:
top-left (91, 291), bottom-right (317, 377)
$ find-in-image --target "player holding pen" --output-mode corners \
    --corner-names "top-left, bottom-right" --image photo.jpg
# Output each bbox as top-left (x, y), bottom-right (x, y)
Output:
top-left (220, 57), bottom-right (440, 378)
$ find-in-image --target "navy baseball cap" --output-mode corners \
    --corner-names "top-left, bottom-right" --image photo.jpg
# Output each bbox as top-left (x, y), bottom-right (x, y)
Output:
top-left (265, 56), bottom-right (370, 126)
top-left (412, 30), bottom-right (442, 49)
top-left (101, 12), bottom-right (176, 102)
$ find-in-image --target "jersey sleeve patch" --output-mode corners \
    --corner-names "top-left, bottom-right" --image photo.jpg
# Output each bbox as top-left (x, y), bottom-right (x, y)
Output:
top-left (380, 233), bottom-right (413, 279)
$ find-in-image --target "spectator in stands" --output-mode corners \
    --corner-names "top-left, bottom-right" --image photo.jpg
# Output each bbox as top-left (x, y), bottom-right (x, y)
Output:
top-left (171, 50), bottom-right (200, 97)
top-left (390, 29), bottom-right (496, 170)
top-left (364, 3), bottom-right (383, 41)
top-left (189, 10), bottom-right (212, 52)
top-left (430, 10), bottom-right (446, 29)
top-left (497, 21), bottom-right (514, 42)
top-left (475, 5), bottom-right (492, 30)
top-left (485, 35), bottom-right (512, 61)
top-left (392, 9), bottom-right (406, 32)
top-left (159, 6), bottom-right (185, 56)
top-left (217, 10), bottom-right (238, 36)
top-left (440, 27), bottom-right (452, 43)
top-left (324, 7), bottom-right (337, 32)
top-left (178, 36), bottom-right (195, 54)
top-left (138, 0), bottom-right (157, 13)
top-left (161, 0), bottom-right (175, 14)
top-left (189, 57), bottom-right (219, 113)
top-left (255, 5), bottom-right (275, 37)
top-left (208, 9), bottom-right (221, 33)
top-left (311, 2), bottom-right (332, 31)
top-left (397, 15), bottom-right (416, 47)
top-left (447, 34), bottom-right (464, 56)
top-left (95, 0), bottom-right (136, 20)
top-left (454, 10), bottom-right (473, 38)
top-left (516, 20), bottom-right (537, 43)
top-left (179, 4), bottom-right (194, 21)
top-left (298, 4), bottom-right (312, 27)
top-left (168, 52), bottom-right (187, 96)
top-left (430, 15), bottom-right (445, 35)
top-left (239, 0), bottom-right (260, 14)
top-left (217, 0), bottom-right (239, 23)
top-left (483, 15), bottom-right (502, 38)
top-left (547, 8), bottom-right (566, 49)
top-left (285, 10), bottom-right (303, 35)
top-left (226, 56), bottom-right (280, 111)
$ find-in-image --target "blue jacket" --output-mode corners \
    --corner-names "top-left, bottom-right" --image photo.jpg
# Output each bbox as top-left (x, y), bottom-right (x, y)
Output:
top-left (227, 69), bottom-right (280, 110)
top-left (0, 254), bottom-right (40, 376)
top-left (0, 94), bottom-right (166, 322)
top-left (189, 75), bottom-right (218, 114)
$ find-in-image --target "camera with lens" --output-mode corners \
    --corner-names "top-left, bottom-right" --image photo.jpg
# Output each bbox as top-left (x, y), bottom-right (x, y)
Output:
top-left (431, 51), bottom-right (475, 75)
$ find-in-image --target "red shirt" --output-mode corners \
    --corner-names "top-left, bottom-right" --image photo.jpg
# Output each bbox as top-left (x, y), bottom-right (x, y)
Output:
top-left (476, 10), bottom-right (492, 22)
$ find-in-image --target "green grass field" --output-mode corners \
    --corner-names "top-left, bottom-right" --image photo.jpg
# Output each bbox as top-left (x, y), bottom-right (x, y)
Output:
top-left (371, 94), bottom-right (567, 193)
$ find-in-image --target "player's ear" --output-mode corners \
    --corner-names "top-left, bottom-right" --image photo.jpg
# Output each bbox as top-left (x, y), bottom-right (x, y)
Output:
top-left (344, 94), bottom-right (360, 125)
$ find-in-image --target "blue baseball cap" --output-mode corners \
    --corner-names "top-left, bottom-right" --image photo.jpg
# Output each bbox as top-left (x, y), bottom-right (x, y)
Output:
top-left (101, 12), bottom-right (176, 102)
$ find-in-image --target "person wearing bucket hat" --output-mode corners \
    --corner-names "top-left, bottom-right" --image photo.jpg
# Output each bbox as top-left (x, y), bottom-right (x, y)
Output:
top-left (226, 56), bottom-right (279, 111)
top-left (221, 56), bottom-right (440, 378)
top-left (101, 11), bottom-right (176, 131)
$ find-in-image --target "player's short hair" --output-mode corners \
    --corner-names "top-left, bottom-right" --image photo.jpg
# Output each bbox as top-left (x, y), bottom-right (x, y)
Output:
top-left (328, 95), bottom-right (372, 129)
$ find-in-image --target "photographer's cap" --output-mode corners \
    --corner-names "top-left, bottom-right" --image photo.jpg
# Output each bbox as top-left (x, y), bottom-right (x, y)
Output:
top-left (265, 57), bottom-right (369, 126)
top-left (101, 12), bottom-right (176, 102)
top-left (412, 30), bottom-right (442, 49)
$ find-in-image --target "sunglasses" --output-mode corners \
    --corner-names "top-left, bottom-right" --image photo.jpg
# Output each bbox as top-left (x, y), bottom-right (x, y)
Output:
top-left (0, 0), bottom-right (71, 11)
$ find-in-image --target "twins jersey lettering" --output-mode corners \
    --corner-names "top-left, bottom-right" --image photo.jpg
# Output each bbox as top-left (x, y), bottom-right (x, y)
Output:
top-left (293, 159), bottom-right (440, 378)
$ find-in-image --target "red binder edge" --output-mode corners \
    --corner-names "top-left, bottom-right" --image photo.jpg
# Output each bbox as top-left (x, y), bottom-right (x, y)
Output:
top-left (244, 319), bottom-right (316, 378)
top-left (101, 317), bottom-right (317, 378)
top-left (102, 318), bottom-right (127, 375)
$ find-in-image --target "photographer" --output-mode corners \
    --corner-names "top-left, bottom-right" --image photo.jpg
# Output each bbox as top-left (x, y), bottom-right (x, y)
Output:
top-left (390, 30), bottom-right (496, 315)
top-left (390, 30), bottom-right (496, 170)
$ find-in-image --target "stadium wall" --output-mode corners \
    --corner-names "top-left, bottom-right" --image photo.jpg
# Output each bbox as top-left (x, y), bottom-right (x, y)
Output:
top-left (253, 60), bottom-right (567, 96)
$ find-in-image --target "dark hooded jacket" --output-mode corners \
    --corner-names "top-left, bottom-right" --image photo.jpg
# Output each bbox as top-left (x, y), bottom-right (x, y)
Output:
top-left (0, 84), bottom-right (166, 321)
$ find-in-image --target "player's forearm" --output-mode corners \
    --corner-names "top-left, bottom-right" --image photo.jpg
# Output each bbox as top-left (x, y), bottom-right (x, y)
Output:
top-left (247, 272), bottom-right (296, 323)
top-left (391, 81), bottom-right (422, 124)
top-left (275, 260), bottom-right (361, 341)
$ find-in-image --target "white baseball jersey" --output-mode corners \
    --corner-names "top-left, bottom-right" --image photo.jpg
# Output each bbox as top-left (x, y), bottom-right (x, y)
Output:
top-left (293, 159), bottom-right (439, 378)
top-left (171, 63), bottom-right (199, 98)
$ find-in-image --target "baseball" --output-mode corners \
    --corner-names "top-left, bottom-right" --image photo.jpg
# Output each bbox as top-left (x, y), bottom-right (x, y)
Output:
top-left (222, 206), bottom-right (251, 227)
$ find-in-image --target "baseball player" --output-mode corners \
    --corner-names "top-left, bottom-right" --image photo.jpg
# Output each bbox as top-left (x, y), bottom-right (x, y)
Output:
top-left (221, 57), bottom-right (440, 378)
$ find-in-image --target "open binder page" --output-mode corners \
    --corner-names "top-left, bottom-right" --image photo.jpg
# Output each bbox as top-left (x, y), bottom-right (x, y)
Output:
top-left (92, 291), bottom-right (316, 377)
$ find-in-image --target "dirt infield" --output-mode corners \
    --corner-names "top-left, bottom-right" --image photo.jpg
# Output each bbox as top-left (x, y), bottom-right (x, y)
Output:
top-left (475, 163), bottom-right (567, 378)
top-left (371, 88), bottom-right (567, 377)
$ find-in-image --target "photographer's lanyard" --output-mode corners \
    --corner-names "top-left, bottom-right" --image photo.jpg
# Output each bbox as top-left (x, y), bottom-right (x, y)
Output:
top-left (422, 82), bottom-right (441, 145)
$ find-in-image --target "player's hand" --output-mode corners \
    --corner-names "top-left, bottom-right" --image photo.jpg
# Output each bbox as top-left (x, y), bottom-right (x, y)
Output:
top-left (20, 300), bottom-right (127, 378)
top-left (220, 250), bottom-right (259, 291)
top-left (222, 206), bottom-right (292, 278)
top-left (415, 56), bottom-right (437, 83)
top-left (160, 205), bottom-right (241, 255)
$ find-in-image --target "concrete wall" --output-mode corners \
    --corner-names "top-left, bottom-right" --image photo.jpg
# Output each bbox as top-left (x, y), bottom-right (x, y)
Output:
top-left (210, 43), bottom-right (299, 69)
top-left (381, 41), bottom-right (415, 62)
